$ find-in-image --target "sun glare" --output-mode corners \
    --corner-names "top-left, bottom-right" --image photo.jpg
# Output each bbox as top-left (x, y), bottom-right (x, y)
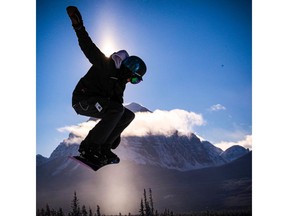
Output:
top-left (101, 39), bottom-right (116, 57)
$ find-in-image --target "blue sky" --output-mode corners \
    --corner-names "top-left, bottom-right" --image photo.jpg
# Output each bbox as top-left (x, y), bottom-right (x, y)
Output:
top-left (37, 0), bottom-right (252, 157)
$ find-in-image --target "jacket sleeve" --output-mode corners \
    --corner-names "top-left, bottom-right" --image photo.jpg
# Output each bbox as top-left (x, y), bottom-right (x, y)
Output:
top-left (75, 27), bottom-right (106, 65)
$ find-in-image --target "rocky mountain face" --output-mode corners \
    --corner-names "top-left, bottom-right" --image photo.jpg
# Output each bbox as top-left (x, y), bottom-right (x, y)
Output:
top-left (125, 102), bottom-right (152, 113)
top-left (220, 145), bottom-right (250, 162)
top-left (38, 130), bottom-right (249, 172)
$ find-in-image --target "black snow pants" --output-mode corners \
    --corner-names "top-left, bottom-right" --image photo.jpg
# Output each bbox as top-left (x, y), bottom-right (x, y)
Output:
top-left (73, 99), bottom-right (135, 151)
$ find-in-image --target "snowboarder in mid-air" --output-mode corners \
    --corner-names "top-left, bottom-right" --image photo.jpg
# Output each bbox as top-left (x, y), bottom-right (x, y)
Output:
top-left (66, 6), bottom-right (147, 170)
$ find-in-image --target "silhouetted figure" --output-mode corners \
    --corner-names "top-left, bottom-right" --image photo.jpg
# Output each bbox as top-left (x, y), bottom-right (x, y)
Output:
top-left (67, 6), bottom-right (147, 164)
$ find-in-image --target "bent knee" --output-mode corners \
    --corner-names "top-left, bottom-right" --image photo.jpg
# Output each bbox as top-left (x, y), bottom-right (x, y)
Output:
top-left (107, 102), bottom-right (125, 114)
top-left (125, 108), bottom-right (135, 121)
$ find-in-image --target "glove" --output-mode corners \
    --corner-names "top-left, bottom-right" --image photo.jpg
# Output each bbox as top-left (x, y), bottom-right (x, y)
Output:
top-left (66, 6), bottom-right (83, 30)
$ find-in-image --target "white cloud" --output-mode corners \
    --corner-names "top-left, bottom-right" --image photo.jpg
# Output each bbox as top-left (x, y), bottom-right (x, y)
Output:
top-left (58, 120), bottom-right (98, 140)
top-left (205, 127), bottom-right (250, 143)
top-left (58, 109), bottom-right (205, 141)
top-left (209, 104), bottom-right (226, 111)
top-left (123, 109), bottom-right (205, 136)
top-left (214, 135), bottom-right (252, 151)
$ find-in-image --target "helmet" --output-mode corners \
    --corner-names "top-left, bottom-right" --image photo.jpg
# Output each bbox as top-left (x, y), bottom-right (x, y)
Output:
top-left (122, 56), bottom-right (147, 84)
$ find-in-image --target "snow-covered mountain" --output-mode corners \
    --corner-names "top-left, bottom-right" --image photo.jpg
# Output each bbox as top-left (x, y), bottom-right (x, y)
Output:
top-left (125, 102), bottom-right (152, 113)
top-left (38, 103), bottom-right (249, 171)
top-left (114, 133), bottom-right (227, 170)
top-left (44, 132), bottom-right (248, 172)
top-left (220, 145), bottom-right (250, 162)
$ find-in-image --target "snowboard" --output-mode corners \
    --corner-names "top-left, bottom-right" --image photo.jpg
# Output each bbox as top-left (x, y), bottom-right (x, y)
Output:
top-left (69, 155), bottom-right (119, 171)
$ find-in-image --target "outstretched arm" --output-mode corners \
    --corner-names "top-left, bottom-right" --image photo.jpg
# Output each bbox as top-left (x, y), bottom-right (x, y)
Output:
top-left (66, 6), bottom-right (106, 65)
top-left (75, 26), bottom-right (106, 65)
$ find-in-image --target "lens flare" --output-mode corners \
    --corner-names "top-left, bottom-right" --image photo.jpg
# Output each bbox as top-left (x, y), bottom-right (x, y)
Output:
top-left (101, 39), bottom-right (115, 57)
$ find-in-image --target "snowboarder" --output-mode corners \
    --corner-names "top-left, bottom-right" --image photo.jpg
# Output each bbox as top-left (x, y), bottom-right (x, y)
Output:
top-left (66, 6), bottom-right (147, 165)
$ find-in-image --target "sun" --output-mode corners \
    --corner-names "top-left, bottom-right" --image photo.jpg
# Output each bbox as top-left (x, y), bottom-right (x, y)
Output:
top-left (101, 39), bottom-right (116, 57)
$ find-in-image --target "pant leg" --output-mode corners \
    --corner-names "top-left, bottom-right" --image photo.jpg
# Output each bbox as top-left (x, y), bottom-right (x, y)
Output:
top-left (104, 108), bottom-right (135, 149)
top-left (83, 102), bottom-right (125, 149)
top-left (110, 136), bottom-right (121, 150)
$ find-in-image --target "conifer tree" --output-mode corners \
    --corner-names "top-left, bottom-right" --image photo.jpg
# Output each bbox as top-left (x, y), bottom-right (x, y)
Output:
top-left (46, 204), bottom-right (51, 216)
top-left (88, 207), bottom-right (93, 216)
top-left (40, 208), bottom-right (45, 216)
top-left (144, 189), bottom-right (151, 216)
top-left (139, 199), bottom-right (144, 216)
top-left (82, 205), bottom-right (88, 216)
top-left (96, 205), bottom-right (101, 216)
top-left (70, 191), bottom-right (81, 216)
top-left (57, 208), bottom-right (65, 216)
top-left (51, 208), bottom-right (57, 216)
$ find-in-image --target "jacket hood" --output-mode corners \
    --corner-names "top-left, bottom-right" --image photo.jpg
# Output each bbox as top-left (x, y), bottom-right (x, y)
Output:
top-left (111, 50), bottom-right (129, 69)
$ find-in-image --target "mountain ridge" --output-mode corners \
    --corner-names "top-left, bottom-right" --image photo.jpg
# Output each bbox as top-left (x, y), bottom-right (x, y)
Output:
top-left (38, 132), bottom-right (249, 172)
top-left (37, 103), bottom-right (250, 171)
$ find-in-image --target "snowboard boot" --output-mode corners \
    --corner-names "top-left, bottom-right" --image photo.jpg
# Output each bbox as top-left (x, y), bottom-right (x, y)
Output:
top-left (102, 149), bottom-right (120, 164)
top-left (78, 141), bottom-right (107, 165)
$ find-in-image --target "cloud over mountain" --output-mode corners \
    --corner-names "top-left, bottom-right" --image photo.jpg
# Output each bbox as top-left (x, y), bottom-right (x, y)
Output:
top-left (123, 109), bottom-right (205, 136)
top-left (58, 109), bottom-right (205, 142)
top-left (57, 106), bottom-right (252, 151)
top-left (214, 135), bottom-right (252, 150)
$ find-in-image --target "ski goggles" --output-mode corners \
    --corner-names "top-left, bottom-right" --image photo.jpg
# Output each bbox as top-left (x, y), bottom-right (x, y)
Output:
top-left (130, 72), bottom-right (143, 84)
top-left (122, 56), bottom-right (146, 84)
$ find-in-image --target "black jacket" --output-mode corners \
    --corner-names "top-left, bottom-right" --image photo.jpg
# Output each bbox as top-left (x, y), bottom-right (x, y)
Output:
top-left (72, 27), bottom-right (126, 106)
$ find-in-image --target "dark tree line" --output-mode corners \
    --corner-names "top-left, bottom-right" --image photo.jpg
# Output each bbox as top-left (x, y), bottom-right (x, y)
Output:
top-left (37, 192), bottom-right (102, 216)
top-left (37, 189), bottom-right (251, 216)
top-left (137, 188), bottom-right (251, 216)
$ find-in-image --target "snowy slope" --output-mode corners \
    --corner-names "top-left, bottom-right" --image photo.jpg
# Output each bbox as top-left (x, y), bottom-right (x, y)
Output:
top-left (40, 131), bottom-right (249, 172)
top-left (116, 132), bottom-right (226, 170)
top-left (220, 145), bottom-right (250, 162)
